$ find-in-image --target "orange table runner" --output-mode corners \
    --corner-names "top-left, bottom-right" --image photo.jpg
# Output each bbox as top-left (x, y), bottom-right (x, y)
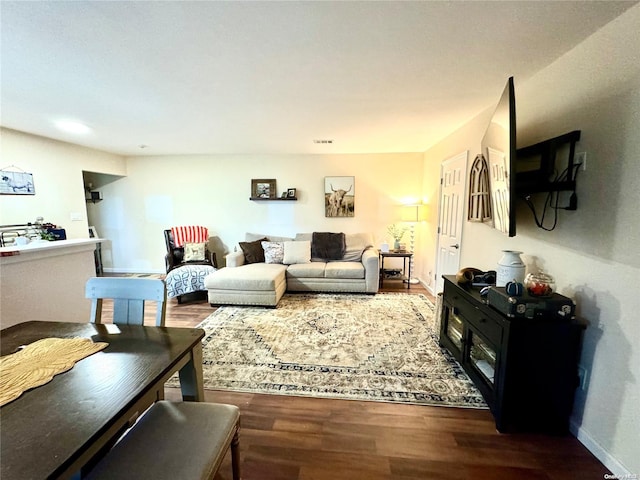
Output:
top-left (0, 337), bottom-right (108, 407)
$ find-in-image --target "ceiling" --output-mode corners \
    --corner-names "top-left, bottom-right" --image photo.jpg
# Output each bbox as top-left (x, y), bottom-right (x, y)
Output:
top-left (1, 1), bottom-right (636, 156)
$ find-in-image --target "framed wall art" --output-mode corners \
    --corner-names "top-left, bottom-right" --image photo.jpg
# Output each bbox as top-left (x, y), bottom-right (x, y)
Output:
top-left (324, 176), bottom-right (355, 217)
top-left (251, 179), bottom-right (276, 199)
top-left (0, 168), bottom-right (35, 195)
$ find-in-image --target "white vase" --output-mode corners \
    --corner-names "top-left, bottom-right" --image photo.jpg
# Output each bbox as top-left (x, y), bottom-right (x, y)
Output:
top-left (496, 250), bottom-right (525, 287)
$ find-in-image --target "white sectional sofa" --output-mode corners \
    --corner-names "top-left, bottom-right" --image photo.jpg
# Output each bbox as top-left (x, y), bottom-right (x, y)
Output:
top-left (204, 232), bottom-right (379, 306)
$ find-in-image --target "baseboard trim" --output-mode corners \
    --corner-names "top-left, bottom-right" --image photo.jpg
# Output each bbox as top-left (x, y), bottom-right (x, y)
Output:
top-left (415, 278), bottom-right (432, 294)
top-left (570, 420), bottom-right (630, 476)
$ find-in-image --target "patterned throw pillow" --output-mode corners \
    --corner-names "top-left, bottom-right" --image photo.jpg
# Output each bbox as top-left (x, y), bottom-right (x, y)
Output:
top-left (239, 238), bottom-right (267, 264)
top-left (261, 241), bottom-right (285, 264)
top-left (183, 242), bottom-right (206, 262)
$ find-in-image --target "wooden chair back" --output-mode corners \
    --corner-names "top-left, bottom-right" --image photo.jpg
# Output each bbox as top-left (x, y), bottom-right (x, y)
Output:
top-left (85, 277), bottom-right (167, 327)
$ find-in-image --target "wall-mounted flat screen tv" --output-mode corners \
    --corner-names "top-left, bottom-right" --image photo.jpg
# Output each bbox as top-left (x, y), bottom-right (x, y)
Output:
top-left (481, 77), bottom-right (516, 237)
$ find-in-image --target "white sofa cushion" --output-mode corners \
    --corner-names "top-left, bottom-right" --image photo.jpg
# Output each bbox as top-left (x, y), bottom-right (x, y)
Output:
top-left (325, 261), bottom-right (365, 279)
top-left (283, 240), bottom-right (311, 265)
top-left (343, 233), bottom-right (374, 262)
top-left (204, 263), bottom-right (287, 291)
top-left (286, 262), bottom-right (326, 279)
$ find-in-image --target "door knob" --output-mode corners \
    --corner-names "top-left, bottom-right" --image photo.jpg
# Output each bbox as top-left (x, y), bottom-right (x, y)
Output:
top-left (450, 244), bottom-right (460, 249)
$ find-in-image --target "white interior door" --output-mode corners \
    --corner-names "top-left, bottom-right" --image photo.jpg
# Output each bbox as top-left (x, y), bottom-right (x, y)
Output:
top-left (435, 151), bottom-right (468, 293)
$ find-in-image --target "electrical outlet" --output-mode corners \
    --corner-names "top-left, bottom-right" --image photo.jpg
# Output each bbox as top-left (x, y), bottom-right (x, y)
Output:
top-left (577, 365), bottom-right (588, 390)
top-left (576, 152), bottom-right (587, 171)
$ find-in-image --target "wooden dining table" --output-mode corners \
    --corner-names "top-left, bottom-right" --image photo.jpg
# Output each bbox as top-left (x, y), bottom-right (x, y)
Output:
top-left (0, 320), bottom-right (205, 479)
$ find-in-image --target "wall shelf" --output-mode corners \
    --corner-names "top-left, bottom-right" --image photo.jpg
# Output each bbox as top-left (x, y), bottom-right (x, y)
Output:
top-left (249, 197), bottom-right (297, 201)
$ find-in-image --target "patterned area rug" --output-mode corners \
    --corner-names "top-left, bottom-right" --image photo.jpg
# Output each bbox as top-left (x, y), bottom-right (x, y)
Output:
top-left (177, 293), bottom-right (487, 408)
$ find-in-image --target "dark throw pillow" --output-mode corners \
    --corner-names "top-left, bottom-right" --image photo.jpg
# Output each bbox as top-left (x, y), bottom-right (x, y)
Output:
top-left (311, 232), bottom-right (346, 260)
top-left (239, 238), bottom-right (267, 264)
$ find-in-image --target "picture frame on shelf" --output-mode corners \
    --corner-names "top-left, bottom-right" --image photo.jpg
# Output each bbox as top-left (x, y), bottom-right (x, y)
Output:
top-left (287, 188), bottom-right (297, 198)
top-left (88, 226), bottom-right (99, 238)
top-left (251, 179), bottom-right (276, 199)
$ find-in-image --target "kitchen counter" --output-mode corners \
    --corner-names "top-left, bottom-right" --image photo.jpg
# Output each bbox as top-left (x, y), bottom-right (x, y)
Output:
top-left (0, 238), bottom-right (104, 329)
top-left (1, 237), bottom-right (103, 254)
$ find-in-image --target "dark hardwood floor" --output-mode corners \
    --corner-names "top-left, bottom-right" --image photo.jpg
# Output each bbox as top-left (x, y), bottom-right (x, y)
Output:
top-left (102, 280), bottom-right (610, 479)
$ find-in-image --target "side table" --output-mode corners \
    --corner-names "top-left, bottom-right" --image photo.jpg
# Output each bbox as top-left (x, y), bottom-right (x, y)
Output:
top-left (379, 251), bottom-right (413, 289)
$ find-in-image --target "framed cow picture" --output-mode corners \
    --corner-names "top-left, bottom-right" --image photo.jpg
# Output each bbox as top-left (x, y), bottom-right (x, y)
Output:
top-left (324, 176), bottom-right (354, 217)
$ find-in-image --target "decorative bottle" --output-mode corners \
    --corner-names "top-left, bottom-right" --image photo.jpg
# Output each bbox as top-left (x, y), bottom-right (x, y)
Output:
top-left (496, 250), bottom-right (526, 287)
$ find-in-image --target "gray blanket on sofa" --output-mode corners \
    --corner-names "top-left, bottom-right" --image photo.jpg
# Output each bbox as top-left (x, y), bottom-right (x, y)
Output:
top-left (311, 232), bottom-right (346, 260)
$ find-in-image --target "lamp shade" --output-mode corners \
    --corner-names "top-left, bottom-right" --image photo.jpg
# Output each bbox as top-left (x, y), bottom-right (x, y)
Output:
top-left (401, 204), bottom-right (426, 222)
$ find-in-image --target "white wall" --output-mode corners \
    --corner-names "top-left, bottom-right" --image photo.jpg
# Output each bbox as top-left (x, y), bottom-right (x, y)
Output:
top-left (423, 5), bottom-right (640, 475)
top-left (0, 128), bottom-right (126, 238)
top-left (89, 153), bottom-right (425, 274)
top-left (1, 130), bottom-right (427, 277)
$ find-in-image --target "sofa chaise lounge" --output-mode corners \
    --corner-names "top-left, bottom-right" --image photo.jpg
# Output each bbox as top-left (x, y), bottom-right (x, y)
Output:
top-left (204, 232), bottom-right (378, 306)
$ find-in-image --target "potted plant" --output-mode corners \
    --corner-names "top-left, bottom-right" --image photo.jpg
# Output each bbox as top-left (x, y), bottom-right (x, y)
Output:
top-left (387, 224), bottom-right (407, 251)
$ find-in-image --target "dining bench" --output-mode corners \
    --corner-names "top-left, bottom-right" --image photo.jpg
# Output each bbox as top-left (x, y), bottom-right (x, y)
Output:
top-left (86, 401), bottom-right (240, 480)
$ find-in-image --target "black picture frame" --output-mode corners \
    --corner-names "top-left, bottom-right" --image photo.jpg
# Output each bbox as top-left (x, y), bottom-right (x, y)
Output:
top-left (287, 188), bottom-right (297, 198)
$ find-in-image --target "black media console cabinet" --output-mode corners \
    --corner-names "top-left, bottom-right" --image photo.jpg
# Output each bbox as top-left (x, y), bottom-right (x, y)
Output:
top-left (439, 275), bottom-right (584, 434)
